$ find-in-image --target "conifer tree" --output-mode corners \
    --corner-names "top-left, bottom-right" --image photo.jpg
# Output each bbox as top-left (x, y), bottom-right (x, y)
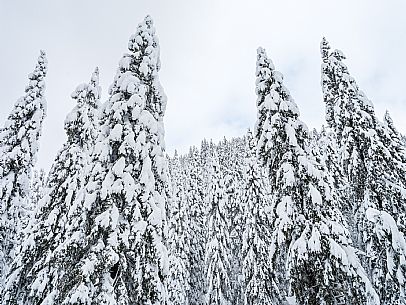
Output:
top-left (200, 139), bottom-right (210, 177)
top-left (200, 139), bottom-right (213, 188)
top-left (186, 146), bottom-right (207, 305)
top-left (205, 154), bottom-right (231, 305)
top-left (3, 68), bottom-right (101, 305)
top-left (224, 171), bottom-right (243, 305)
top-left (241, 130), bottom-right (280, 305)
top-left (50, 16), bottom-right (170, 304)
top-left (0, 51), bottom-right (47, 288)
top-left (218, 137), bottom-right (245, 305)
top-left (255, 47), bottom-right (378, 304)
top-left (321, 38), bottom-right (406, 303)
top-left (320, 37), bottom-right (376, 216)
top-left (168, 151), bottom-right (190, 305)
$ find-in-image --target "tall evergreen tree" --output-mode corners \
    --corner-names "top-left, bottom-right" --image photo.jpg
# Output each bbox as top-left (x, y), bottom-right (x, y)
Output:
top-left (321, 38), bottom-right (406, 303)
top-left (50, 16), bottom-right (170, 304)
top-left (205, 155), bottom-right (231, 305)
top-left (0, 51), bottom-right (47, 288)
top-left (186, 147), bottom-right (207, 305)
top-left (167, 151), bottom-right (190, 305)
top-left (224, 170), bottom-right (243, 305)
top-left (218, 137), bottom-right (245, 305)
top-left (320, 37), bottom-right (376, 224)
top-left (255, 47), bottom-right (378, 304)
top-left (3, 68), bottom-right (101, 305)
top-left (241, 130), bottom-right (280, 305)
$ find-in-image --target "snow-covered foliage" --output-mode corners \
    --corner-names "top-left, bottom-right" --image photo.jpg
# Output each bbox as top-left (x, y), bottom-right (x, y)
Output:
top-left (241, 130), bottom-right (279, 305)
top-left (0, 51), bottom-right (47, 290)
top-left (185, 147), bottom-right (207, 305)
top-left (167, 152), bottom-right (190, 305)
top-left (29, 168), bottom-right (46, 209)
top-left (366, 208), bottom-right (406, 304)
top-left (255, 47), bottom-right (379, 304)
top-left (205, 155), bottom-right (231, 305)
top-left (218, 137), bottom-right (245, 305)
top-left (3, 68), bottom-right (101, 304)
top-left (41, 16), bottom-right (171, 304)
top-left (321, 38), bottom-right (406, 304)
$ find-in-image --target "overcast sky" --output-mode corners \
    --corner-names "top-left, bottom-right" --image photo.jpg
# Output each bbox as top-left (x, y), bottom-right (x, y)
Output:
top-left (1, 0), bottom-right (405, 171)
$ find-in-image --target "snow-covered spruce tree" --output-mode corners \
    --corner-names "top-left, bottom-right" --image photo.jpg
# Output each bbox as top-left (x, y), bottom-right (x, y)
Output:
top-left (320, 37), bottom-right (384, 225)
top-left (200, 139), bottom-right (214, 189)
top-left (241, 130), bottom-right (280, 305)
top-left (186, 146), bottom-right (207, 305)
top-left (218, 137), bottom-right (245, 305)
top-left (3, 68), bottom-right (101, 305)
top-left (255, 47), bottom-right (378, 304)
top-left (366, 112), bottom-right (406, 303)
top-left (49, 16), bottom-right (170, 304)
top-left (200, 139), bottom-right (210, 170)
top-left (321, 38), bottom-right (406, 303)
top-left (0, 51), bottom-right (47, 288)
top-left (224, 171), bottom-right (243, 305)
top-left (320, 37), bottom-right (375, 210)
top-left (167, 151), bottom-right (190, 305)
top-left (205, 154), bottom-right (231, 305)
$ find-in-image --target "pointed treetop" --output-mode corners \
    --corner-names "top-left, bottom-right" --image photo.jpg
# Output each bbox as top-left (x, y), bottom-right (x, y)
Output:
top-left (127, 15), bottom-right (160, 74)
top-left (32, 50), bottom-right (47, 77)
top-left (256, 47), bottom-right (274, 99)
top-left (256, 47), bottom-right (275, 76)
top-left (90, 66), bottom-right (99, 86)
top-left (320, 37), bottom-right (329, 47)
top-left (144, 14), bottom-right (153, 25)
top-left (25, 50), bottom-right (47, 94)
top-left (38, 50), bottom-right (47, 67)
top-left (108, 14), bottom-right (166, 120)
top-left (70, 68), bottom-right (101, 103)
top-left (383, 110), bottom-right (400, 135)
top-left (256, 47), bottom-right (299, 117)
top-left (65, 68), bottom-right (101, 147)
top-left (320, 37), bottom-right (330, 61)
top-left (38, 50), bottom-right (47, 63)
top-left (320, 38), bottom-right (347, 63)
top-left (257, 46), bottom-right (267, 58)
top-left (383, 110), bottom-right (393, 125)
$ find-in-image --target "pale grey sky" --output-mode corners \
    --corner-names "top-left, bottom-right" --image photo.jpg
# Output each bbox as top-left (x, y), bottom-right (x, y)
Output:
top-left (1, 0), bottom-right (405, 170)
